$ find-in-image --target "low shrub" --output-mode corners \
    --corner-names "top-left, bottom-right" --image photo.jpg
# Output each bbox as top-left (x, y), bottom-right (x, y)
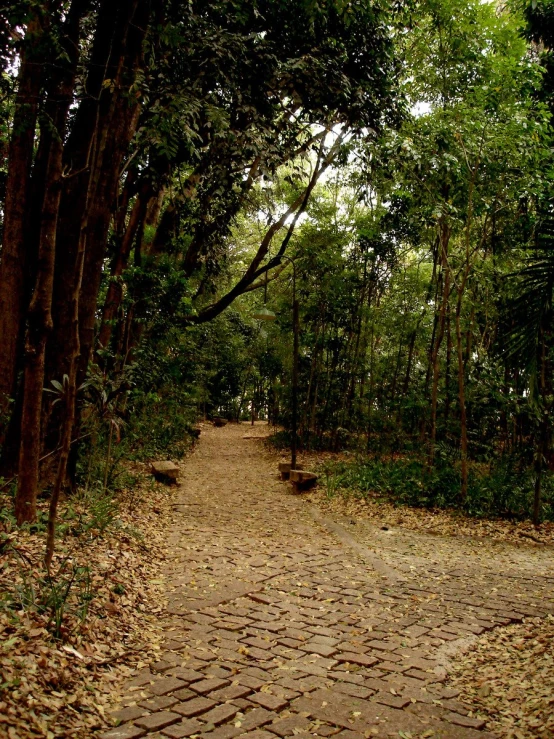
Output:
top-left (321, 455), bottom-right (554, 522)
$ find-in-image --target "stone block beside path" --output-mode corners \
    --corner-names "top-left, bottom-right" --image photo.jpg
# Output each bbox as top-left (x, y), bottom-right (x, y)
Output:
top-left (151, 461), bottom-right (179, 484)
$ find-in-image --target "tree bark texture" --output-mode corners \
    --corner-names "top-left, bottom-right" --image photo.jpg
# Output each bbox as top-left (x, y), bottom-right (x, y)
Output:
top-left (16, 129), bottom-right (64, 524)
top-left (15, 0), bottom-right (87, 523)
top-left (12, 0), bottom-right (150, 517)
top-left (41, 0), bottom-right (150, 470)
top-left (97, 184), bottom-right (152, 352)
top-left (0, 16), bottom-right (44, 443)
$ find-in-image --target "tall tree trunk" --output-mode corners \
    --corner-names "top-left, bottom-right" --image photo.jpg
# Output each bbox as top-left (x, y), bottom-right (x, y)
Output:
top-left (75, 9), bottom-right (147, 391)
top-left (423, 304), bottom-right (440, 400)
top-left (46, 0), bottom-right (146, 390)
top-left (345, 288), bottom-right (367, 427)
top-left (308, 323), bottom-right (324, 446)
top-left (453, 166), bottom-right (479, 503)
top-left (302, 319), bottom-right (322, 440)
top-left (40, 0), bottom-right (122, 461)
top-left (0, 16), bottom-right (44, 444)
top-left (389, 343), bottom-right (403, 407)
top-left (427, 226), bottom-right (451, 469)
top-left (533, 328), bottom-right (550, 526)
top-left (15, 0), bottom-right (86, 523)
top-left (455, 288), bottom-right (468, 502)
top-left (16, 130), bottom-right (64, 524)
top-left (366, 325), bottom-right (375, 454)
top-left (45, 208), bottom-right (87, 570)
top-left (402, 329), bottom-right (417, 398)
top-left (500, 362), bottom-right (510, 453)
top-left (464, 303), bottom-right (475, 370)
top-left (44, 0), bottom-right (150, 482)
top-left (422, 236), bottom-right (441, 398)
top-left (444, 304), bottom-right (452, 426)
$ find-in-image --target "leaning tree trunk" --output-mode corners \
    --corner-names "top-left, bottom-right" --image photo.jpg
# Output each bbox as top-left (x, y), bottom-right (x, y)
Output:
top-left (97, 184), bottom-right (151, 353)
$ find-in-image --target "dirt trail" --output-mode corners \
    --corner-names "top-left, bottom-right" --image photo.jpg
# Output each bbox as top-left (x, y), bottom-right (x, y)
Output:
top-left (101, 423), bottom-right (554, 739)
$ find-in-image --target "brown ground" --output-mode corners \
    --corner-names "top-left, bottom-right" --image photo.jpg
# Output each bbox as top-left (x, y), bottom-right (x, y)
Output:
top-left (101, 422), bottom-right (554, 739)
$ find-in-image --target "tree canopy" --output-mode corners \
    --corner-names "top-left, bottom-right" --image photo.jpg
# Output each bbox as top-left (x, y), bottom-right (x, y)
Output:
top-left (2, 0), bottom-right (554, 541)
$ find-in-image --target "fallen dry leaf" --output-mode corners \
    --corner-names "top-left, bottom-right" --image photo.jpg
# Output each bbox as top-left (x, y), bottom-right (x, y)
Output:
top-left (0, 460), bottom-right (180, 738)
top-left (448, 616), bottom-right (554, 739)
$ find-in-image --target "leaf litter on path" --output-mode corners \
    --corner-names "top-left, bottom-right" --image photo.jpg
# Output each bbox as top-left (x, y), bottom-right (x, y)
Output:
top-left (448, 616), bottom-right (554, 739)
top-left (303, 474), bottom-right (554, 547)
top-left (266, 443), bottom-right (554, 738)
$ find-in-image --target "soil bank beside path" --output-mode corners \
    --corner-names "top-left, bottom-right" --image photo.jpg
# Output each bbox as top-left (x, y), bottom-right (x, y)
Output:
top-left (100, 422), bottom-right (554, 739)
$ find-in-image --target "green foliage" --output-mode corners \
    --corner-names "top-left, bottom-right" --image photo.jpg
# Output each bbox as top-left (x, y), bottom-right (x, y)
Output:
top-left (41, 566), bottom-right (93, 639)
top-left (322, 455), bottom-right (554, 521)
top-left (124, 390), bottom-right (197, 461)
top-left (0, 560), bottom-right (93, 640)
top-left (501, 220), bottom-right (554, 378)
top-left (9, 0), bottom-right (554, 529)
top-left (76, 487), bottom-right (119, 536)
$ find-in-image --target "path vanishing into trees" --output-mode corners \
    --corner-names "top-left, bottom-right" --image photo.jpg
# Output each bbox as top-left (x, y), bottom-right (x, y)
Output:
top-left (101, 424), bottom-right (554, 739)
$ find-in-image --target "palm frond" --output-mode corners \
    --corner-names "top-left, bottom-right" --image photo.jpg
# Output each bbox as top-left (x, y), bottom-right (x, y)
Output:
top-left (500, 225), bottom-right (554, 372)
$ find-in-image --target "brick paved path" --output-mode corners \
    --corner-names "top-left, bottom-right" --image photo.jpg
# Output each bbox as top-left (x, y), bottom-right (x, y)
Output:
top-left (102, 424), bottom-right (554, 739)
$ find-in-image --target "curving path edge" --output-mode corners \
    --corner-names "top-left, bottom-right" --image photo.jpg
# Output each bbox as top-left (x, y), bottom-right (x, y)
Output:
top-left (101, 423), bottom-right (554, 739)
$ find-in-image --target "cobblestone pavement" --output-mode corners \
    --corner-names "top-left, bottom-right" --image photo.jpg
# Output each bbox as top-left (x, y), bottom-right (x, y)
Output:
top-left (101, 424), bottom-right (554, 739)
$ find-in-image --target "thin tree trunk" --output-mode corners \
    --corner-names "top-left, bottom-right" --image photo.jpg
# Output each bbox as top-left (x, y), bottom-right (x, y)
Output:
top-left (389, 342), bottom-right (403, 406)
top-left (422, 237), bottom-right (441, 398)
top-left (464, 303), bottom-right (475, 370)
top-left (302, 319), bottom-right (322, 440)
top-left (453, 161), bottom-right (481, 502)
top-left (455, 288), bottom-right (468, 502)
top-left (423, 304), bottom-right (440, 399)
top-left (308, 324), bottom-right (324, 446)
top-left (444, 304), bottom-right (452, 426)
top-left (319, 328), bottom-right (341, 437)
top-left (500, 362), bottom-right (510, 453)
top-left (366, 325), bottom-right (375, 453)
top-left (427, 227), bottom-right (451, 469)
top-left (533, 330), bottom-right (549, 526)
top-left (402, 329), bottom-right (417, 398)
top-left (45, 206), bottom-right (87, 571)
top-left (97, 185), bottom-right (151, 352)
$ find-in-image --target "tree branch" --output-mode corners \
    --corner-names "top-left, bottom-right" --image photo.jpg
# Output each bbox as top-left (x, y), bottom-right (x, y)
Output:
top-left (241, 263), bottom-right (288, 293)
top-left (186, 130), bottom-right (345, 324)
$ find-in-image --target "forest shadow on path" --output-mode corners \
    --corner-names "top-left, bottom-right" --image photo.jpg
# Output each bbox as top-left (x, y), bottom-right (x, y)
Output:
top-left (101, 423), bottom-right (554, 739)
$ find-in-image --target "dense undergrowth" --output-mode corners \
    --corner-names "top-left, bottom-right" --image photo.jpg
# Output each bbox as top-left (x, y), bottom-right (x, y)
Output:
top-left (0, 361), bottom-right (199, 642)
top-left (317, 455), bottom-right (554, 522)
top-left (270, 425), bottom-right (554, 521)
